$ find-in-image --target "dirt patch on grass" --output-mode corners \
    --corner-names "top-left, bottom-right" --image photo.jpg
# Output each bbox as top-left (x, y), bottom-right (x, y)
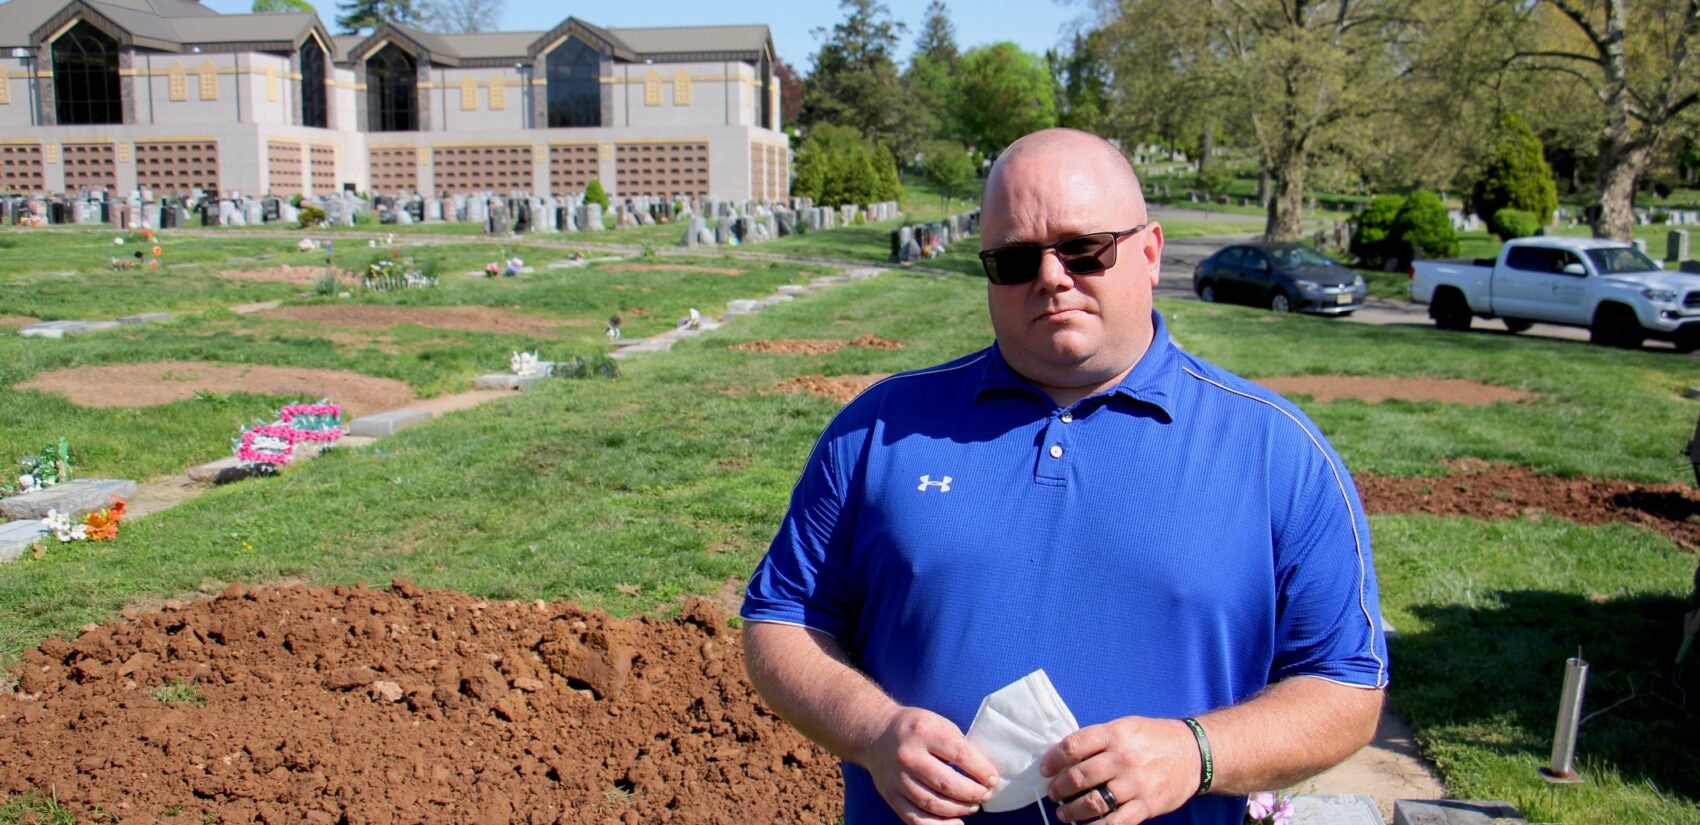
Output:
top-left (216, 265), bottom-right (343, 286)
top-left (733, 335), bottom-right (904, 356)
top-left (1358, 461), bottom-right (1700, 549)
top-left (0, 315), bottom-right (40, 329)
top-left (259, 305), bottom-right (581, 337)
top-left (15, 361), bottom-right (415, 417)
top-left (0, 582), bottom-right (841, 824)
top-left (1256, 375), bottom-right (1534, 405)
top-left (600, 263), bottom-right (744, 276)
top-left (771, 374), bottom-right (889, 403)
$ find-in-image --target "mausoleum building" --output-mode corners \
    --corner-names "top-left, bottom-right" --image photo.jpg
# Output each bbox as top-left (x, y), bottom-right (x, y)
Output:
top-left (0, 0), bottom-right (788, 201)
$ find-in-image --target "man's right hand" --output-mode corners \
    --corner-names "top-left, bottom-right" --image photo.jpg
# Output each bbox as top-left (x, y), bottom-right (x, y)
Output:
top-left (861, 706), bottom-right (1002, 825)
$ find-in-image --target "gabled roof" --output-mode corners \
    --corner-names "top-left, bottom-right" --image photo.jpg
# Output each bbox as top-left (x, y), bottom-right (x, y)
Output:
top-left (3, 0), bottom-right (327, 54)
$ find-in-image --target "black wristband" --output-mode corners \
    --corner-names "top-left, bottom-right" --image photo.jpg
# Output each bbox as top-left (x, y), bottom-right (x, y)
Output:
top-left (1182, 717), bottom-right (1213, 796)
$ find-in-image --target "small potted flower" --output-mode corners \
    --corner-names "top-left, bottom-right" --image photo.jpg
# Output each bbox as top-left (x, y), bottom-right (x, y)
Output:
top-left (1245, 792), bottom-right (1293, 825)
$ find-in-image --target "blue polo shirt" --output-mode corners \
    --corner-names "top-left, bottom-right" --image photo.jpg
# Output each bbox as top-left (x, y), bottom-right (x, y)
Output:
top-left (742, 311), bottom-right (1387, 825)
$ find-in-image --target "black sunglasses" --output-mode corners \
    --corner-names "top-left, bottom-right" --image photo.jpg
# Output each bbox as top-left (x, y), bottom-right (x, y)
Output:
top-left (978, 225), bottom-right (1148, 286)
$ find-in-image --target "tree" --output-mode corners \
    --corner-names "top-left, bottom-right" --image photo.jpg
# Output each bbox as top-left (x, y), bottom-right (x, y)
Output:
top-left (252, 0), bottom-right (315, 12)
top-left (1469, 115), bottom-right (1559, 237)
top-left (901, 0), bottom-right (961, 149)
top-left (1508, 0), bottom-right (1700, 240)
top-left (773, 58), bottom-right (804, 129)
top-left (419, 0), bottom-right (503, 33)
top-left (792, 123), bottom-right (902, 206)
top-left (1048, 30), bottom-right (1112, 135)
top-left (953, 43), bottom-right (1056, 156)
top-left (1100, 1), bottom-right (1434, 241)
top-left (801, 1), bottom-right (920, 157)
top-left (335, 0), bottom-right (421, 33)
top-left (920, 140), bottom-right (976, 210)
top-left (913, 0), bottom-right (958, 64)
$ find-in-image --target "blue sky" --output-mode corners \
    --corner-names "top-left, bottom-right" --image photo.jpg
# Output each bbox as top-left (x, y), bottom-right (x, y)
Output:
top-left (200, 0), bottom-right (1091, 69)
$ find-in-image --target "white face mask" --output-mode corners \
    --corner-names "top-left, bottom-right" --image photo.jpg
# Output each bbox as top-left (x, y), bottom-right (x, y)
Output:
top-left (965, 669), bottom-right (1081, 813)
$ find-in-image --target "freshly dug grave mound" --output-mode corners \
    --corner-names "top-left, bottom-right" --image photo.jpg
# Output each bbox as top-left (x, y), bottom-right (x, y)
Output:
top-left (597, 263), bottom-right (744, 277)
top-left (1358, 461), bottom-right (1700, 549)
top-left (0, 582), bottom-right (841, 825)
top-left (259, 305), bottom-right (586, 337)
top-left (771, 374), bottom-right (889, 403)
top-left (216, 265), bottom-right (344, 285)
top-left (733, 335), bottom-right (904, 356)
top-left (15, 361), bottom-right (415, 417)
top-left (0, 314), bottom-right (40, 329)
top-left (1255, 375), bottom-right (1535, 405)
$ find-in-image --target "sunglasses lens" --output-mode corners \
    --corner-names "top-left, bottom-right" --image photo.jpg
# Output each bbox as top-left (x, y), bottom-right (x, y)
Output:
top-left (1057, 234), bottom-right (1115, 274)
top-left (983, 247), bottom-right (1042, 285)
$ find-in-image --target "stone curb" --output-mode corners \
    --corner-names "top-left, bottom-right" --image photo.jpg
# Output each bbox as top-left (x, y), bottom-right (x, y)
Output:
top-left (0, 479), bottom-right (138, 521)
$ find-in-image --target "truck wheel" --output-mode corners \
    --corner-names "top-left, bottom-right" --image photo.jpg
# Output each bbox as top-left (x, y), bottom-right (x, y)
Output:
top-left (1198, 281), bottom-right (1217, 303)
top-left (1674, 330), bottom-right (1700, 354)
top-left (1503, 319), bottom-right (1533, 334)
top-left (1270, 291), bottom-right (1293, 313)
top-left (1430, 289), bottom-right (1471, 331)
top-left (1589, 304), bottom-right (1644, 349)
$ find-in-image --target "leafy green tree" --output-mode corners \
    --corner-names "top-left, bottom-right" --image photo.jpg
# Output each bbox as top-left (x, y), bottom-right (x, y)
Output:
top-left (252, 0), bottom-right (315, 12)
top-left (802, 1), bottom-right (920, 157)
top-left (793, 123), bottom-right (902, 206)
top-left (901, 1), bottom-right (961, 150)
top-left (1469, 115), bottom-right (1558, 239)
top-left (953, 43), bottom-right (1056, 155)
top-left (912, 0), bottom-right (958, 64)
top-left (920, 140), bottom-right (976, 210)
top-left (1048, 31), bottom-right (1111, 134)
top-left (583, 178), bottom-right (610, 211)
top-left (335, 0), bottom-right (421, 33)
top-left (419, 0), bottom-right (504, 33)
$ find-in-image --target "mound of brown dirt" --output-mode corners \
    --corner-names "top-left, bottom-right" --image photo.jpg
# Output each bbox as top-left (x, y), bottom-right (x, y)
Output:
top-left (1256, 375), bottom-right (1534, 405)
top-left (732, 335), bottom-right (904, 356)
top-left (0, 582), bottom-right (841, 825)
top-left (1358, 461), bottom-right (1700, 549)
top-left (216, 265), bottom-right (342, 285)
top-left (16, 361), bottom-right (415, 417)
top-left (0, 314), bottom-right (40, 329)
top-left (260, 305), bottom-right (585, 337)
top-left (771, 375), bottom-right (888, 403)
top-left (598, 263), bottom-right (744, 276)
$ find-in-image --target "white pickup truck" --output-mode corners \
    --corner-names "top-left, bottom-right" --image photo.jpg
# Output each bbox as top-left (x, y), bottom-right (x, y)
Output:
top-left (1409, 237), bottom-right (1700, 352)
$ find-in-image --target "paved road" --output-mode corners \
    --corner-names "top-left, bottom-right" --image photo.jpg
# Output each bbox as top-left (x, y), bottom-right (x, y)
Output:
top-left (1157, 235), bottom-right (1698, 355)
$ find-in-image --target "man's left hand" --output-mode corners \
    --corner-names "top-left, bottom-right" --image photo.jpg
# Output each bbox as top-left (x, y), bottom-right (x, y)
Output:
top-left (1039, 716), bottom-right (1199, 824)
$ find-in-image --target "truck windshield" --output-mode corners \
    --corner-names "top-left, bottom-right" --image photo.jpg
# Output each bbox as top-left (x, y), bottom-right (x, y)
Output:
top-left (1585, 247), bottom-right (1660, 275)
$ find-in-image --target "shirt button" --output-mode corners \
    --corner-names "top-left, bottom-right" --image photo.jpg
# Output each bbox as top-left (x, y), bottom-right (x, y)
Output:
top-left (1060, 412), bottom-right (1073, 424)
top-left (1049, 445), bottom-right (1064, 459)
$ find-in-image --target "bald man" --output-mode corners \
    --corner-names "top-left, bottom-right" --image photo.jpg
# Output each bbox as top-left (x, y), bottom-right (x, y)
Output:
top-left (742, 129), bottom-right (1387, 825)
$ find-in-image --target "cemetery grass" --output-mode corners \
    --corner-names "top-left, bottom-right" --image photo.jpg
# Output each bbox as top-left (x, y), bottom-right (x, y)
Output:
top-left (3, 274), bottom-right (1699, 822)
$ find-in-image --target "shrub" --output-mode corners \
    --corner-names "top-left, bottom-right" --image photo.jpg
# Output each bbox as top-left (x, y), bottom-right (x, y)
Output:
top-left (1493, 208), bottom-right (1541, 240)
top-left (584, 178), bottom-right (611, 211)
top-left (1394, 190), bottom-right (1458, 260)
top-left (792, 123), bottom-right (902, 207)
top-left (1194, 162), bottom-right (1233, 198)
top-left (1350, 194), bottom-right (1406, 269)
top-left (297, 204), bottom-right (326, 229)
top-left (1471, 114), bottom-right (1558, 239)
top-left (313, 270), bottom-right (338, 296)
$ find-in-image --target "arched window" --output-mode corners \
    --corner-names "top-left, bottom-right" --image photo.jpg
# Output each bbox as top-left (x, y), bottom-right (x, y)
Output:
top-left (53, 21), bottom-right (122, 125)
top-left (759, 52), bottom-right (772, 131)
top-left (300, 39), bottom-right (327, 128)
top-left (366, 44), bottom-right (416, 132)
top-left (546, 37), bottom-right (600, 128)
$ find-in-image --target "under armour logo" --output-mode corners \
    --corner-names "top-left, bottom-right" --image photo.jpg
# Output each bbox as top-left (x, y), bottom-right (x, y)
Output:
top-left (917, 474), bottom-right (952, 493)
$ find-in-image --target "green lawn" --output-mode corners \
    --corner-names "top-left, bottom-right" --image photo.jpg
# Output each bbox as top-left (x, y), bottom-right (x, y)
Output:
top-left (4, 217), bottom-right (1700, 822)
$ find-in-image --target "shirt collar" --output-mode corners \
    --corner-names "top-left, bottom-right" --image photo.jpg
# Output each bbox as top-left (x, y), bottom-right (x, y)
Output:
top-left (975, 310), bottom-right (1181, 420)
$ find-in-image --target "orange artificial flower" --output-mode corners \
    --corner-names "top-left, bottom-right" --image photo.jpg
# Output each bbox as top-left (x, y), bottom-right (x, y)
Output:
top-left (82, 497), bottom-right (127, 542)
top-left (152, 246), bottom-right (163, 257)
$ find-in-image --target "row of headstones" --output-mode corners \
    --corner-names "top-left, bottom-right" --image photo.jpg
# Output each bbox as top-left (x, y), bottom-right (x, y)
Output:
top-left (891, 211), bottom-right (982, 263)
top-left (677, 200), bottom-right (903, 248)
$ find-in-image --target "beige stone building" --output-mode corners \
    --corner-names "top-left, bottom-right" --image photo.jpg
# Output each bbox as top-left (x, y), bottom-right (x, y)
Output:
top-left (0, 0), bottom-right (788, 201)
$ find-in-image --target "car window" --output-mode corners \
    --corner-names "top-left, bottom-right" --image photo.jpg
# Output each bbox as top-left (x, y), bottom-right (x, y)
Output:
top-left (1245, 251), bottom-right (1270, 272)
top-left (1215, 248), bottom-right (1244, 269)
top-left (1270, 246), bottom-right (1333, 267)
top-left (1505, 246), bottom-right (1557, 273)
top-left (1585, 247), bottom-right (1660, 275)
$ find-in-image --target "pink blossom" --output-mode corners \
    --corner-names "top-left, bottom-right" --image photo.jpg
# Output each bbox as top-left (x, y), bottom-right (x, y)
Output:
top-left (1247, 792), bottom-right (1277, 820)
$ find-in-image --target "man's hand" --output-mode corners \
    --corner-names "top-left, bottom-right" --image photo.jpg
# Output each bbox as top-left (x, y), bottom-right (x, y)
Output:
top-left (861, 706), bottom-right (1001, 825)
top-left (1038, 716), bottom-right (1198, 824)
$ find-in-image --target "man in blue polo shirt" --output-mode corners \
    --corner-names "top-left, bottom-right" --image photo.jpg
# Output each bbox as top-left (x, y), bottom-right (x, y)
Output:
top-left (741, 128), bottom-right (1387, 825)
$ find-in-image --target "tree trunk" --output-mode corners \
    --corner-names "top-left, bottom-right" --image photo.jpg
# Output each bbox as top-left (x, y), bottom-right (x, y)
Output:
top-left (1594, 139), bottom-right (1651, 241)
top-left (1257, 167), bottom-right (1271, 207)
top-left (1265, 157), bottom-right (1307, 241)
top-left (1197, 113), bottom-right (1214, 175)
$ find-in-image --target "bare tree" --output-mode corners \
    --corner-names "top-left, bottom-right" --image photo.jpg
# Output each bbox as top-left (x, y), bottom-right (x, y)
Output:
top-left (419, 0), bottom-right (504, 34)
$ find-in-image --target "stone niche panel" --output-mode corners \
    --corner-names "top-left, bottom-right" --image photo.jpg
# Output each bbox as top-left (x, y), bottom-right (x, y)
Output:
top-left (615, 141), bottom-right (708, 199)
top-left (267, 141), bottom-right (303, 196)
top-left (368, 145), bottom-right (418, 194)
top-left (135, 140), bottom-right (220, 195)
top-left (309, 143), bottom-right (336, 194)
top-left (431, 144), bottom-right (531, 195)
top-left (0, 143), bottom-right (45, 193)
top-left (62, 142), bottom-right (118, 192)
top-left (750, 142), bottom-right (764, 202)
top-left (548, 143), bottom-right (599, 195)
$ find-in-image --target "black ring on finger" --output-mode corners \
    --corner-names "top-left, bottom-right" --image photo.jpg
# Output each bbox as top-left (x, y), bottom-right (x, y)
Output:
top-left (1096, 785), bottom-right (1118, 812)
